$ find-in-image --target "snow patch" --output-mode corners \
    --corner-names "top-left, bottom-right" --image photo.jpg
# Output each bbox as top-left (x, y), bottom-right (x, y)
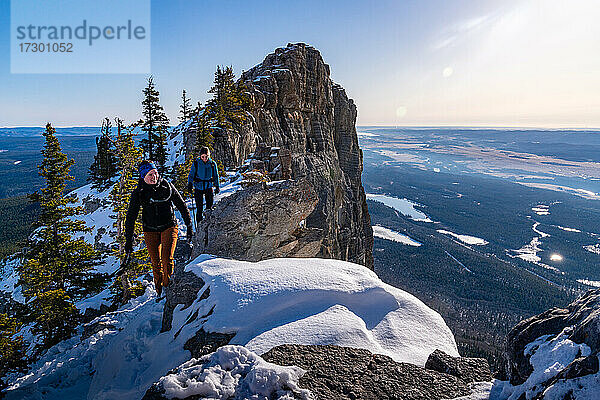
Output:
top-left (449, 381), bottom-right (494, 399)
top-left (508, 222), bottom-right (556, 272)
top-left (75, 287), bottom-right (113, 312)
top-left (372, 225), bottom-right (422, 246)
top-left (357, 131), bottom-right (379, 137)
top-left (437, 230), bottom-right (488, 246)
top-left (0, 257), bottom-right (25, 303)
top-left (577, 279), bottom-right (600, 288)
top-left (366, 193), bottom-right (433, 222)
top-left (583, 244), bottom-right (600, 255)
top-left (158, 345), bottom-right (311, 400)
top-left (531, 205), bottom-right (550, 216)
top-left (556, 226), bottom-right (581, 233)
top-left (510, 237), bottom-right (543, 263)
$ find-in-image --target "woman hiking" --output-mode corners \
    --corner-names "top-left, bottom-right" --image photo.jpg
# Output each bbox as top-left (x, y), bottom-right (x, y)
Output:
top-left (124, 160), bottom-right (193, 297)
top-left (187, 146), bottom-right (220, 224)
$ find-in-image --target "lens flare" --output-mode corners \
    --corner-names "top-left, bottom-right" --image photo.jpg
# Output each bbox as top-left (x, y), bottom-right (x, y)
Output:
top-left (396, 106), bottom-right (408, 118)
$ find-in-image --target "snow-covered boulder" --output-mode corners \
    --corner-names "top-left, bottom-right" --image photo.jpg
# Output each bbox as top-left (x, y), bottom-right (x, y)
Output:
top-left (173, 255), bottom-right (459, 365)
top-left (492, 288), bottom-right (600, 399)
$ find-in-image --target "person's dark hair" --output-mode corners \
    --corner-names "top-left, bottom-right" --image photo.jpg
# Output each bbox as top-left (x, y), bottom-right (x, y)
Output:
top-left (199, 147), bottom-right (210, 156)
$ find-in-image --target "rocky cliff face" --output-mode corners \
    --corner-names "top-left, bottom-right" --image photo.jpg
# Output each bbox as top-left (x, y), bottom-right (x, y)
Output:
top-left (184, 43), bottom-right (373, 269)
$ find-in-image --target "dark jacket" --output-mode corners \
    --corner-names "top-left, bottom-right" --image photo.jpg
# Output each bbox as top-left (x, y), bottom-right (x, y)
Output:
top-left (187, 158), bottom-right (220, 191)
top-left (124, 178), bottom-right (192, 250)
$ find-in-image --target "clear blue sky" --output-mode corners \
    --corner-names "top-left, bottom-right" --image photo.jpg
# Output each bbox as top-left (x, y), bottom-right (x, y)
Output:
top-left (1, 0), bottom-right (599, 128)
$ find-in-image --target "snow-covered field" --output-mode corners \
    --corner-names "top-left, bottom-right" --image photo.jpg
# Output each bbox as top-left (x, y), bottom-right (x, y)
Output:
top-left (156, 345), bottom-right (312, 400)
top-left (366, 193), bottom-right (433, 222)
top-left (372, 225), bottom-right (422, 246)
top-left (437, 229), bottom-right (488, 246)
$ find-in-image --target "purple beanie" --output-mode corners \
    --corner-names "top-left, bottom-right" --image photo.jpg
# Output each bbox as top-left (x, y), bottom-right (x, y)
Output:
top-left (139, 161), bottom-right (157, 179)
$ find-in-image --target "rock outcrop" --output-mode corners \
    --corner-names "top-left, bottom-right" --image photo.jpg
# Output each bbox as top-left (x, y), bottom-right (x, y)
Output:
top-left (143, 344), bottom-right (493, 400)
top-left (262, 345), bottom-right (476, 400)
top-left (192, 179), bottom-right (320, 261)
top-left (502, 288), bottom-right (600, 391)
top-left (185, 43), bottom-right (373, 269)
top-left (425, 349), bottom-right (492, 384)
top-left (161, 259), bottom-right (207, 332)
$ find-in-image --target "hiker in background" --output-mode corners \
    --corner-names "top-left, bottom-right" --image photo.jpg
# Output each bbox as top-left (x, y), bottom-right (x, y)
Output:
top-left (187, 147), bottom-right (220, 224)
top-left (124, 160), bottom-right (193, 297)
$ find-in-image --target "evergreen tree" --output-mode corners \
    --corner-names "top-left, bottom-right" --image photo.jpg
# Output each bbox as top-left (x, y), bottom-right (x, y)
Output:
top-left (0, 313), bottom-right (28, 390)
top-left (192, 106), bottom-right (214, 154)
top-left (18, 123), bottom-right (103, 348)
top-left (175, 67), bottom-right (251, 192)
top-left (205, 66), bottom-right (252, 130)
top-left (88, 117), bottom-right (118, 190)
top-left (32, 289), bottom-right (80, 349)
top-left (108, 118), bottom-right (150, 303)
top-left (172, 157), bottom-right (194, 199)
top-left (154, 126), bottom-right (169, 174)
top-left (140, 75), bottom-right (170, 170)
top-left (179, 89), bottom-right (192, 123)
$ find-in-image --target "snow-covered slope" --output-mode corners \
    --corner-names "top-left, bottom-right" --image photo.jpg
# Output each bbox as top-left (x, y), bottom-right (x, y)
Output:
top-left (4, 256), bottom-right (458, 399)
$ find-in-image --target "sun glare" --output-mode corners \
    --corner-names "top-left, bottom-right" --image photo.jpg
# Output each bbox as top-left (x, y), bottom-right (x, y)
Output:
top-left (550, 253), bottom-right (563, 262)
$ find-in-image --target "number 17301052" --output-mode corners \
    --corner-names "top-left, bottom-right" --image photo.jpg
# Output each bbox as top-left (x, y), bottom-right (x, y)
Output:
top-left (19, 42), bottom-right (73, 52)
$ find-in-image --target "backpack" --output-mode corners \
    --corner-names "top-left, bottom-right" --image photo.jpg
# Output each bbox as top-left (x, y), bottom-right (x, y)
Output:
top-left (193, 158), bottom-right (217, 190)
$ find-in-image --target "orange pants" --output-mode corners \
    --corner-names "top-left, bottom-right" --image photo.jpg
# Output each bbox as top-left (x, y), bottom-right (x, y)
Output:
top-left (144, 226), bottom-right (178, 294)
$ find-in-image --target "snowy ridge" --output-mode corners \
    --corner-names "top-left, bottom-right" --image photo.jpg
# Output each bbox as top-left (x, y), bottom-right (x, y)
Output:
top-left (4, 255), bottom-right (459, 399)
top-left (2, 121), bottom-right (467, 399)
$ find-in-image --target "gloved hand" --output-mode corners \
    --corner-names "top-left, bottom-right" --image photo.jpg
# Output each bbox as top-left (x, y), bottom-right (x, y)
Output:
top-left (186, 226), bottom-right (193, 240)
top-left (187, 183), bottom-right (194, 194)
top-left (214, 187), bottom-right (220, 195)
